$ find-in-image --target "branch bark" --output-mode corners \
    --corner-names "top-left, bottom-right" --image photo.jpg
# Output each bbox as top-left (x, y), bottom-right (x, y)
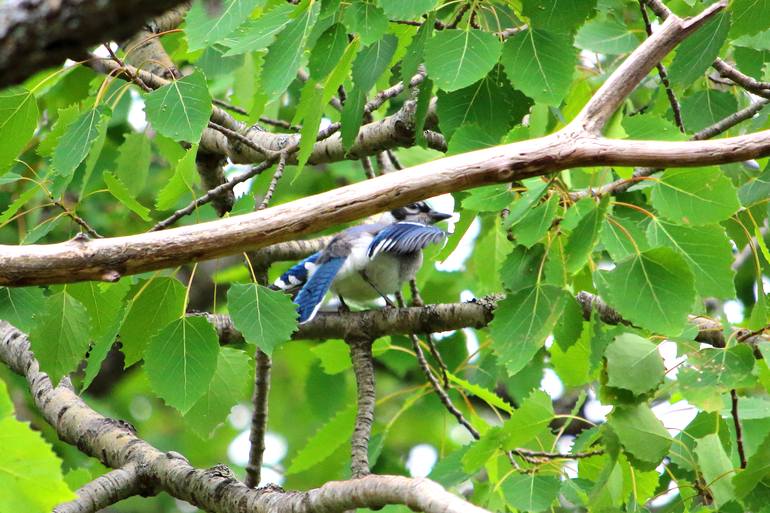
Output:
top-left (0, 321), bottom-right (490, 513)
top-left (0, 0), bottom-right (191, 88)
top-left (245, 350), bottom-right (271, 488)
top-left (348, 337), bottom-right (376, 478)
top-left (54, 464), bottom-right (147, 513)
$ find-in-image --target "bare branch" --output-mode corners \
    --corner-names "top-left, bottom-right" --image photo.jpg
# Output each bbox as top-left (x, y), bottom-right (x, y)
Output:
top-left (349, 337), bottom-right (376, 478)
top-left (0, 321), bottom-right (492, 513)
top-left (245, 350), bottom-right (272, 488)
top-left (731, 389), bottom-right (748, 469)
top-left (54, 464), bottom-right (147, 513)
top-left (713, 58), bottom-right (770, 99)
top-left (0, 0), bottom-right (190, 88)
top-left (195, 149), bottom-right (235, 217)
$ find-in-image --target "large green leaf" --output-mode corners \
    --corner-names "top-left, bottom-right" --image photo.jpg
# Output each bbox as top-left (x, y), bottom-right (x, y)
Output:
top-left (0, 286), bottom-right (45, 333)
top-left (695, 433), bottom-right (735, 507)
top-left (221, 3), bottom-right (294, 55)
top-left (501, 389), bottom-right (554, 448)
top-left (731, 0), bottom-right (770, 37)
top-left (734, 431), bottom-right (770, 498)
top-left (608, 403), bottom-right (672, 469)
top-left (185, 347), bottom-right (252, 438)
top-left (605, 333), bottom-right (664, 396)
top-left (739, 162), bottom-right (770, 206)
top-left (521, 0), bottom-right (597, 34)
top-left (425, 29), bottom-right (502, 92)
top-left (565, 197), bottom-right (607, 272)
top-left (679, 346), bottom-right (756, 410)
top-left (115, 132), bottom-right (152, 195)
top-left (144, 317), bottom-right (220, 413)
top-left (378, 0), bottom-right (437, 19)
top-left (502, 474), bottom-right (561, 512)
top-left (669, 12), bottom-right (730, 86)
top-left (501, 29), bottom-right (577, 105)
top-left (155, 144), bottom-right (198, 210)
top-left (575, 16), bottom-right (639, 54)
top-left (680, 90), bottom-right (738, 133)
top-left (144, 72), bottom-right (212, 143)
top-left (489, 285), bottom-right (567, 374)
top-left (120, 278), bottom-right (186, 365)
top-left (651, 168), bottom-right (740, 226)
top-left (0, 385), bottom-right (75, 513)
top-left (227, 283), bottom-right (298, 355)
top-left (515, 194), bottom-right (559, 248)
top-left (343, 1), bottom-right (388, 45)
top-left (461, 185), bottom-right (514, 212)
top-left (308, 23), bottom-right (349, 79)
top-left (595, 247), bottom-right (695, 335)
top-left (0, 87), bottom-right (38, 175)
top-left (646, 221), bottom-right (736, 298)
top-left (185, 0), bottom-right (262, 51)
top-left (51, 106), bottom-right (107, 178)
top-left (28, 290), bottom-right (91, 384)
top-left (260, 1), bottom-right (320, 100)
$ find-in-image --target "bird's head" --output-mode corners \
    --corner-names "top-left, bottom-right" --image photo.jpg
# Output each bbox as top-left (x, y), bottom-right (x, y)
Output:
top-left (389, 201), bottom-right (452, 225)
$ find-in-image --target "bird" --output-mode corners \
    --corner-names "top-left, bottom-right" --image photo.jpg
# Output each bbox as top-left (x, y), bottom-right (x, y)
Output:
top-left (273, 201), bottom-right (453, 323)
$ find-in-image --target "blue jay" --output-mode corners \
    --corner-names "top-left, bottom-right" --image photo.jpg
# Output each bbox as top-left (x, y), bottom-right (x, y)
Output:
top-left (274, 201), bottom-right (452, 323)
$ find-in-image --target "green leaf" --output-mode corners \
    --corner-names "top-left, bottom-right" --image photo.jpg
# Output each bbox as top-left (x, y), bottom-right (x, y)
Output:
top-left (343, 1), bottom-right (388, 45)
top-left (308, 23), bottom-right (349, 79)
top-left (461, 185), bottom-right (514, 212)
top-left (669, 12), bottom-right (730, 86)
top-left (739, 162), bottom-right (770, 206)
top-left (115, 132), bottom-right (152, 195)
top-left (499, 244), bottom-right (546, 293)
top-left (646, 221), bottom-right (736, 298)
top-left (521, 0), bottom-right (597, 34)
top-left (575, 16), bottom-right (639, 54)
top-left (565, 197), bottom-right (607, 272)
top-left (605, 333), bottom-right (664, 396)
top-left (731, 0), bottom-right (770, 37)
top-left (680, 346), bottom-right (756, 410)
top-left (622, 114), bottom-right (686, 141)
top-left (601, 213), bottom-right (649, 261)
top-left (261, 1), bottom-right (320, 100)
top-left (310, 339), bottom-right (352, 374)
top-left (378, 0), bottom-right (437, 19)
top-left (0, 87), bottom-right (38, 175)
top-left (501, 29), bottom-right (577, 105)
top-left (156, 144), bottom-right (199, 210)
top-left (221, 3), bottom-right (294, 55)
top-left (651, 167), bottom-right (740, 225)
top-left (102, 171), bottom-right (152, 222)
top-left (608, 403), bottom-right (672, 469)
top-left (680, 90), bottom-right (738, 133)
top-left (595, 247), bottom-right (695, 335)
top-left (185, 347), bottom-right (252, 438)
top-left (352, 34), bottom-right (398, 92)
top-left (515, 194), bottom-right (559, 247)
top-left (437, 66), bottom-right (531, 141)
top-left (425, 29), bottom-right (503, 92)
top-left (489, 285), bottom-right (567, 375)
top-left (0, 186), bottom-right (39, 226)
top-left (286, 404), bottom-right (356, 474)
top-left (227, 283), bottom-right (298, 355)
top-left (52, 106), bottom-right (107, 178)
top-left (502, 474), bottom-right (561, 512)
top-left (29, 290), bottom-right (91, 384)
top-left (120, 278), bottom-right (186, 365)
top-left (734, 431), bottom-right (770, 498)
top-left (68, 281), bottom-right (130, 390)
top-left (185, 0), bottom-right (263, 51)
top-left (144, 317), bottom-right (220, 413)
top-left (501, 389), bottom-right (554, 448)
top-left (401, 17), bottom-right (433, 84)
top-left (695, 433), bottom-right (735, 507)
top-left (37, 105), bottom-right (79, 158)
top-left (0, 286), bottom-right (45, 333)
top-left (144, 72), bottom-right (213, 143)
top-left (0, 415), bottom-right (75, 512)
top-left (447, 372), bottom-right (514, 414)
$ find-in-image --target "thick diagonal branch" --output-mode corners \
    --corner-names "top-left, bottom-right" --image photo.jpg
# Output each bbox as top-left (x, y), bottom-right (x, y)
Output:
top-left (0, 321), bottom-right (490, 513)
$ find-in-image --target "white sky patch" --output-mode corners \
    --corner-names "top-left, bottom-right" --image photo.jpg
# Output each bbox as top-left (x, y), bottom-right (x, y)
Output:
top-left (723, 299), bottom-right (745, 323)
top-left (459, 289), bottom-right (476, 302)
top-left (652, 400), bottom-right (698, 436)
top-left (557, 436), bottom-right (578, 479)
top-left (436, 217), bottom-right (480, 272)
top-left (406, 444), bottom-right (438, 477)
top-left (228, 429), bottom-right (288, 484)
top-left (541, 367), bottom-right (564, 399)
top-left (228, 403), bottom-right (252, 430)
top-left (658, 340), bottom-right (685, 379)
top-left (584, 389), bottom-right (612, 423)
top-left (225, 162), bottom-right (253, 197)
top-left (127, 90), bottom-right (148, 132)
top-left (649, 479), bottom-right (679, 508)
top-left (91, 42), bottom-right (118, 58)
top-left (463, 328), bottom-right (480, 363)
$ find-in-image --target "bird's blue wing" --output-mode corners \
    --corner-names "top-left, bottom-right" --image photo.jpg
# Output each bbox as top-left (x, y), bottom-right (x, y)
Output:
top-left (367, 222), bottom-right (447, 257)
top-left (273, 251), bottom-right (322, 291)
top-left (294, 256), bottom-right (346, 323)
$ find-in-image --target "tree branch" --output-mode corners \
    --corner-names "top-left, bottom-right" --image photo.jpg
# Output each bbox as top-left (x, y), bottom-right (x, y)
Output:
top-left (348, 337), bottom-right (376, 478)
top-left (54, 463), bottom-right (147, 513)
top-left (245, 350), bottom-right (272, 488)
top-left (0, 321), bottom-right (491, 513)
top-left (0, 0), bottom-right (190, 88)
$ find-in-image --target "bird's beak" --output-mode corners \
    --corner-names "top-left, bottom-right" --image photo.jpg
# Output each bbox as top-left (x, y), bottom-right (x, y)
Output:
top-left (429, 211), bottom-right (453, 223)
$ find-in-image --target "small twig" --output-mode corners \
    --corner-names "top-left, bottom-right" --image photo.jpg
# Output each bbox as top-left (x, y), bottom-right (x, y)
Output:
top-left (511, 448), bottom-right (604, 464)
top-left (52, 199), bottom-right (102, 238)
top-left (245, 350), bottom-right (272, 488)
top-left (104, 43), bottom-right (152, 93)
top-left (212, 98), bottom-right (248, 116)
top-left (638, 0), bottom-right (685, 132)
top-left (257, 153), bottom-right (287, 210)
top-left (386, 150), bottom-right (403, 170)
top-left (360, 156), bottom-right (376, 179)
top-left (408, 280), bottom-right (449, 387)
top-left (208, 121), bottom-right (273, 158)
top-left (644, 0), bottom-right (672, 18)
top-left (713, 58), bottom-right (770, 99)
top-left (348, 337), bottom-right (376, 478)
top-left (731, 389), bottom-right (748, 469)
top-left (446, 2), bottom-right (471, 29)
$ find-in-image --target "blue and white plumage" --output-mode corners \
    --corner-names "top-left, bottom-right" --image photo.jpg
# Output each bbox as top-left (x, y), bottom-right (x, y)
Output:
top-left (274, 202), bottom-right (452, 323)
